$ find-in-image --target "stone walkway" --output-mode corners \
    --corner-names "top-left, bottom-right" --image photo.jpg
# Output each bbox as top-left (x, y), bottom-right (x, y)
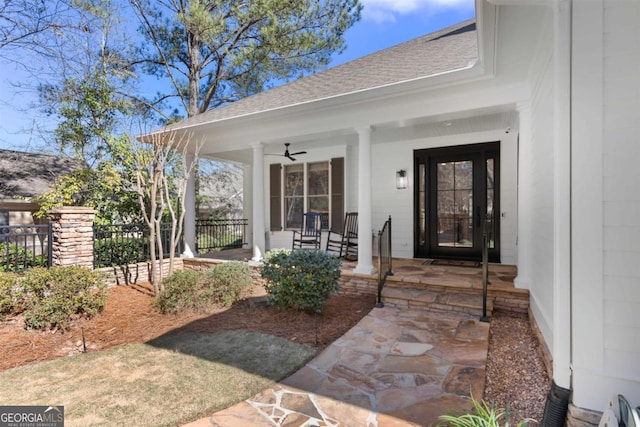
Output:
top-left (184, 305), bottom-right (489, 427)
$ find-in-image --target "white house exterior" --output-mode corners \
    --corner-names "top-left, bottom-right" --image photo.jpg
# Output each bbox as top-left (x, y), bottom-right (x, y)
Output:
top-left (156, 0), bottom-right (640, 420)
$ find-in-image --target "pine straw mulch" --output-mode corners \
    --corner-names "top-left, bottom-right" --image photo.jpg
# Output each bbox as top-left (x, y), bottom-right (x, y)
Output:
top-left (0, 282), bottom-right (376, 372)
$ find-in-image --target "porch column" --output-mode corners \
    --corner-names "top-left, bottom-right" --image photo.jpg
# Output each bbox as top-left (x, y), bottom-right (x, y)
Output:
top-left (251, 142), bottom-right (266, 261)
top-left (243, 163), bottom-right (253, 249)
top-left (182, 152), bottom-right (196, 258)
top-left (353, 126), bottom-right (376, 275)
top-left (514, 102), bottom-right (532, 288)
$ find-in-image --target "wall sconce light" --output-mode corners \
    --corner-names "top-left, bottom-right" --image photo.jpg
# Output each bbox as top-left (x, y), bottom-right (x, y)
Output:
top-left (396, 169), bottom-right (407, 189)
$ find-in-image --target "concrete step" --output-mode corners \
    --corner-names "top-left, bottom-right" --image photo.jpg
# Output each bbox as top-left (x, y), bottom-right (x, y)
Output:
top-left (381, 285), bottom-right (494, 317)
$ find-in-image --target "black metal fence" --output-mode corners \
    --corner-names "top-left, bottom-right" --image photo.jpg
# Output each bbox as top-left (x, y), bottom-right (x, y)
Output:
top-left (0, 224), bottom-right (52, 272)
top-left (1, 218), bottom-right (250, 271)
top-left (196, 218), bottom-right (247, 253)
top-left (376, 215), bottom-right (393, 307)
top-left (93, 219), bottom-right (248, 268)
top-left (93, 223), bottom-right (182, 269)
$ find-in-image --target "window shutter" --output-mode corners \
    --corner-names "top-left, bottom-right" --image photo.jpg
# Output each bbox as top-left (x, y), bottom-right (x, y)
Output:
top-left (330, 157), bottom-right (344, 232)
top-left (270, 163), bottom-right (282, 231)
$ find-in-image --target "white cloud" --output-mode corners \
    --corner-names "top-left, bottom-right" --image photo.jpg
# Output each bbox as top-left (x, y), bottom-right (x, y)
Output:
top-left (361, 0), bottom-right (475, 24)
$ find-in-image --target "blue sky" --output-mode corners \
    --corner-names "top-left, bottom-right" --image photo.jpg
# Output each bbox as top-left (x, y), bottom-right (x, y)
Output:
top-left (0, 0), bottom-right (475, 153)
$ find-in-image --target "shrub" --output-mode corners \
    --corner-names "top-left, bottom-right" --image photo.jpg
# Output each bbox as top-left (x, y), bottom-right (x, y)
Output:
top-left (155, 270), bottom-right (203, 314)
top-left (18, 267), bottom-right (107, 330)
top-left (156, 263), bottom-right (254, 314)
top-left (202, 261), bottom-right (253, 307)
top-left (260, 249), bottom-right (341, 313)
top-left (0, 273), bottom-right (19, 318)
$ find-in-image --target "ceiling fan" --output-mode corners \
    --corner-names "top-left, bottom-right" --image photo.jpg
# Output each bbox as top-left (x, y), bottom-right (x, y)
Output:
top-left (275, 143), bottom-right (307, 162)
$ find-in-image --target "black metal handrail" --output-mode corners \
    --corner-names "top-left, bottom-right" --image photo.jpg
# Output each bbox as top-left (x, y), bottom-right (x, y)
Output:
top-left (480, 220), bottom-right (490, 322)
top-left (376, 215), bottom-right (393, 308)
top-left (196, 218), bottom-right (247, 253)
top-left (0, 224), bottom-right (52, 272)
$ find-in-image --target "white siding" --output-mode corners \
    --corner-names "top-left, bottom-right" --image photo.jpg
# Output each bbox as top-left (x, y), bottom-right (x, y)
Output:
top-left (523, 27), bottom-right (556, 359)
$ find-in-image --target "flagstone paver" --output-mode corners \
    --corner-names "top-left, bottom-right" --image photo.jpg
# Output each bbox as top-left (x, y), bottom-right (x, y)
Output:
top-left (186, 305), bottom-right (490, 427)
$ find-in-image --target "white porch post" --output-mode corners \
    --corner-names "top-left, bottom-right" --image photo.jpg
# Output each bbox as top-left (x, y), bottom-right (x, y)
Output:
top-left (353, 126), bottom-right (376, 275)
top-left (251, 143), bottom-right (266, 261)
top-left (243, 163), bottom-right (253, 249)
top-left (514, 102), bottom-right (532, 288)
top-left (182, 152), bottom-right (197, 258)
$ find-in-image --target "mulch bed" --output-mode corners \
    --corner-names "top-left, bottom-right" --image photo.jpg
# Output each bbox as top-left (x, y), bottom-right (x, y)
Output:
top-left (0, 283), bottom-right (376, 372)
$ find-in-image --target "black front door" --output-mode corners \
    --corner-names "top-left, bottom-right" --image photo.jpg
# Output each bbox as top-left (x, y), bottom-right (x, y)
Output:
top-left (414, 142), bottom-right (500, 262)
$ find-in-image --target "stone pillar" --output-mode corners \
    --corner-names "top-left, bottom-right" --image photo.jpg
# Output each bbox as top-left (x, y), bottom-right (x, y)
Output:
top-left (49, 206), bottom-right (95, 268)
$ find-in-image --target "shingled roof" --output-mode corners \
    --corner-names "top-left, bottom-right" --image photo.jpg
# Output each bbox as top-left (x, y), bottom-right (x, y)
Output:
top-left (168, 19), bottom-right (477, 130)
top-left (0, 149), bottom-right (85, 200)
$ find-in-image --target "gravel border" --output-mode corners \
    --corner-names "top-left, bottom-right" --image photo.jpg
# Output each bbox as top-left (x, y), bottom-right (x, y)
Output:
top-left (484, 311), bottom-right (551, 423)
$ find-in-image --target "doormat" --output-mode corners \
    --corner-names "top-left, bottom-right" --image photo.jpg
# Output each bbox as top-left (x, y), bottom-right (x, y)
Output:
top-left (430, 259), bottom-right (481, 268)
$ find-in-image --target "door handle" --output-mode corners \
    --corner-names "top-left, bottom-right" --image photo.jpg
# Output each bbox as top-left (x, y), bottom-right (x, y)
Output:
top-left (476, 208), bottom-right (481, 227)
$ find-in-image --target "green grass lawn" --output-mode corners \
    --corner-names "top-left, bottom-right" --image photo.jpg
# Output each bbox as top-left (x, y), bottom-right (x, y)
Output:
top-left (0, 330), bottom-right (316, 426)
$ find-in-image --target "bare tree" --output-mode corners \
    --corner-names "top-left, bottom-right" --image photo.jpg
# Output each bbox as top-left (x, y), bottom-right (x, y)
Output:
top-left (131, 128), bottom-right (200, 294)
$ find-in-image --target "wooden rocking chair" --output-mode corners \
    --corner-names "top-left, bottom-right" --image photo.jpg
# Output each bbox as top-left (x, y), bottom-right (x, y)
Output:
top-left (325, 212), bottom-right (358, 260)
top-left (292, 212), bottom-right (323, 250)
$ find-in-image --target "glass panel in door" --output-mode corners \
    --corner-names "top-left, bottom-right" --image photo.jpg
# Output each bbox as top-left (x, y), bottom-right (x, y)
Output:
top-left (418, 163), bottom-right (427, 247)
top-left (436, 160), bottom-right (473, 248)
top-left (486, 158), bottom-right (495, 249)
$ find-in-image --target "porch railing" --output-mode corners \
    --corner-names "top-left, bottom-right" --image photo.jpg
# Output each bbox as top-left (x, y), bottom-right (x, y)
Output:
top-left (376, 215), bottom-right (393, 308)
top-left (93, 223), bottom-right (180, 268)
top-left (0, 224), bottom-right (52, 272)
top-left (196, 218), bottom-right (248, 253)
